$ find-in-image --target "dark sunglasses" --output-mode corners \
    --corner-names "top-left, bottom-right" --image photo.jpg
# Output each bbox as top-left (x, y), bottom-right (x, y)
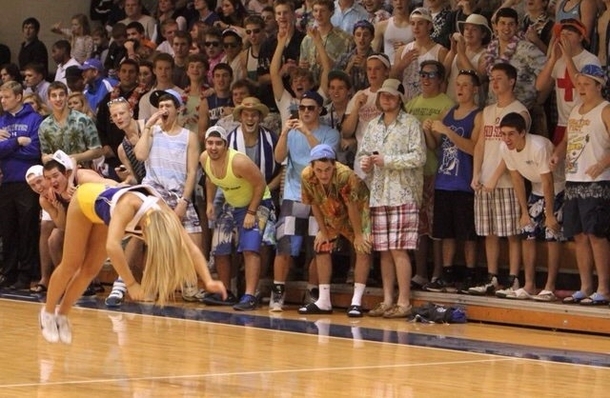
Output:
top-left (223, 42), bottom-right (240, 49)
top-left (245, 28), bottom-right (261, 35)
top-left (204, 41), bottom-right (220, 47)
top-left (298, 105), bottom-right (317, 112)
top-left (419, 71), bottom-right (439, 79)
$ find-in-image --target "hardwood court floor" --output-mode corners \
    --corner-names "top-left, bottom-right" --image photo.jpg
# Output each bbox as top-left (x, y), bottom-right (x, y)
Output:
top-left (1, 295), bottom-right (609, 397)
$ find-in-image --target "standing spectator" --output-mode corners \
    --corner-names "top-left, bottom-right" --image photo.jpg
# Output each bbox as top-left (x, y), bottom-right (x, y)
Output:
top-left (372, 0), bottom-right (413, 65)
top-left (422, 69), bottom-right (482, 293)
top-left (51, 40), bottom-right (81, 85)
top-left (521, 0), bottom-right (554, 54)
top-left (298, 0), bottom-right (353, 85)
top-left (23, 63), bottom-right (52, 108)
top-left (120, 0), bottom-right (158, 42)
top-left (499, 112), bottom-right (565, 301)
top-left (428, 0), bottom-right (454, 50)
top-left (0, 81), bottom-right (42, 289)
top-left (202, 28), bottom-right (226, 85)
top-left (221, 29), bottom-right (245, 83)
top-left (38, 81), bottom-right (103, 167)
top-left (81, 58), bottom-right (117, 112)
top-left (363, 0), bottom-right (390, 25)
top-left (18, 17), bottom-right (49, 76)
top-left (468, 63), bottom-right (530, 297)
top-left (134, 90), bottom-right (203, 287)
top-left (201, 126), bottom-right (274, 310)
top-left (551, 64), bottom-right (610, 305)
top-left (357, 78), bottom-right (426, 318)
top-left (179, 54), bottom-right (210, 135)
top-left (298, 144), bottom-right (372, 317)
top-left (192, 0), bottom-right (221, 28)
top-left (321, 71), bottom-right (355, 168)
top-left (157, 18), bottom-right (179, 56)
top-left (269, 91), bottom-right (340, 312)
top-left (536, 18), bottom-right (600, 146)
top-left (50, 14), bottom-right (94, 64)
top-left (331, 0), bottom-right (369, 34)
top-left (257, 0), bottom-right (306, 111)
top-left (554, 0), bottom-right (597, 45)
top-left (342, 53), bottom-right (391, 178)
top-left (198, 63), bottom-right (234, 131)
top-left (391, 7), bottom-right (448, 102)
top-left (240, 15), bottom-right (267, 88)
top-left (404, 61), bottom-right (455, 290)
top-left (334, 20), bottom-right (376, 92)
top-left (104, 23), bottom-right (129, 77)
top-left (483, 8), bottom-right (546, 110)
top-left (171, 31), bottom-right (193, 89)
top-left (156, 0), bottom-right (188, 39)
top-left (138, 53), bottom-right (183, 120)
top-left (444, 14), bottom-right (490, 106)
top-left (96, 59), bottom-right (146, 180)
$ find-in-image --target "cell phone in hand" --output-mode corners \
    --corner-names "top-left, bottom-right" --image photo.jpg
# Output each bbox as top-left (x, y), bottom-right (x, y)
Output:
top-left (118, 165), bottom-right (127, 171)
top-left (290, 109), bottom-right (299, 120)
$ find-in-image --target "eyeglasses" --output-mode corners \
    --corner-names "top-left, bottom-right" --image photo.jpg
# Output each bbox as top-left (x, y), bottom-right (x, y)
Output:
top-left (107, 97), bottom-right (128, 107)
top-left (298, 105), bottom-right (317, 112)
top-left (223, 42), bottom-right (240, 49)
top-left (419, 71), bottom-right (439, 79)
top-left (245, 28), bottom-right (261, 35)
top-left (204, 41), bottom-right (220, 47)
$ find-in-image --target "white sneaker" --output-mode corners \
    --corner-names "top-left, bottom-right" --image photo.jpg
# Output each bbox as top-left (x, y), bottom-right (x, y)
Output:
top-left (39, 308), bottom-right (59, 343)
top-left (55, 312), bottom-right (72, 344)
top-left (505, 288), bottom-right (533, 300)
top-left (532, 289), bottom-right (557, 302)
top-left (269, 290), bottom-right (285, 312)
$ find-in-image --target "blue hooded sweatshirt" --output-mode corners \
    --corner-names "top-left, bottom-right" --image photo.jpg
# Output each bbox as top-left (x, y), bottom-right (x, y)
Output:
top-left (0, 103), bottom-right (42, 183)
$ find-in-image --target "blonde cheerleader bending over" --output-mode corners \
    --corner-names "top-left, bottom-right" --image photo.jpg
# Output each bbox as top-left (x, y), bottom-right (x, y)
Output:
top-left (39, 183), bottom-right (227, 344)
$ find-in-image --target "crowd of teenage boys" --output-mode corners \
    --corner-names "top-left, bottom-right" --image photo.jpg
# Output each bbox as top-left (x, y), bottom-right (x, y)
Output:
top-left (1, 0), bottom-right (610, 318)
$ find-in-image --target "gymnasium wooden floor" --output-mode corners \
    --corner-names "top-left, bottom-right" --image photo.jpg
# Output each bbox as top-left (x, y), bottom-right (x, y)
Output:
top-left (1, 291), bottom-right (609, 397)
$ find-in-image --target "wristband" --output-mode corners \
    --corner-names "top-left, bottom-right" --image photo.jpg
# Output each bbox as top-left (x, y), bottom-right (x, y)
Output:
top-left (247, 209), bottom-right (256, 216)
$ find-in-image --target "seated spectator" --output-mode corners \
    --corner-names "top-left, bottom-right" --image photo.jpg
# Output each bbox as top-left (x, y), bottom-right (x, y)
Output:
top-left (81, 58), bottom-right (117, 112)
top-left (23, 63), bottom-right (52, 108)
top-left (120, 0), bottom-right (158, 42)
top-left (65, 66), bottom-right (86, 93)
top-left (1, 63), bottom-right (23, 85)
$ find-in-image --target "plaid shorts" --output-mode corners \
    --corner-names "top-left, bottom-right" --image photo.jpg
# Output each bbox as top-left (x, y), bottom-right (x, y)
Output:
top-left (275, 200), bottom-right (317, 256)
top-left (371, 202), bottom-right (419, 251)
top-left (474, 188), bottom-right (519, 237)
top-left (151, 185), bottom-right (202, 234)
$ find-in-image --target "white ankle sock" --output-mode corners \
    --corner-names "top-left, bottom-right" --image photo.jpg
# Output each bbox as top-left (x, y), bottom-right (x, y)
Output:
top-left (351, 283), bottom-right (366, 306)
top-left (315, 284), bottom-right (332, 310)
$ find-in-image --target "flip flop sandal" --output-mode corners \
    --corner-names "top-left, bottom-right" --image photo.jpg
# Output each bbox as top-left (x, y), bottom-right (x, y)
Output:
top-left (579, 292), bottom-right (610, 306)
top-left (298, 303), bottom-right (333, 315)
top-left (562, 290), bottom-right (588, 304)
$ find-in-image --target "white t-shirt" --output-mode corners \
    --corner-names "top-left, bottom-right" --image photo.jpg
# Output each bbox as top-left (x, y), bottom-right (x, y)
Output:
top-left (502, 134), bottom-right (566, 195)
top-left (480, 100), bottom-right (530, 187)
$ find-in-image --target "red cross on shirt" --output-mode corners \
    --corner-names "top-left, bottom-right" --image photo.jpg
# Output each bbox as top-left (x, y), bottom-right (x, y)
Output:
top-left (557, 69), bottom-right (574, 102)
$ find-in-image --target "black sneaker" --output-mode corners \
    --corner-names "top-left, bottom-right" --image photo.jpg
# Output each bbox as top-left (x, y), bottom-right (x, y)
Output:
top-left (233, 294), bottom-right (258, 311)
top-left (423, 277), bottom-right (456, 293)
top-left (202, 291), bottom-right (238, 306)
top-left (457, 275), bottom-right (476, 294)
top-left (81, 284), bottom-right (97, 297)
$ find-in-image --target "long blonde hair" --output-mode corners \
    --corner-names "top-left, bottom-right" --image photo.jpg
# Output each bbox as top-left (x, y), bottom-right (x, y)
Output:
top-left (140, 209), bottom-right (197, 305)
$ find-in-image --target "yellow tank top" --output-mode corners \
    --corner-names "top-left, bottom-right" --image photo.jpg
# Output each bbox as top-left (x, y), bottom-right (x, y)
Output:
top-left (205, 148), bottom-right (270, 207)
